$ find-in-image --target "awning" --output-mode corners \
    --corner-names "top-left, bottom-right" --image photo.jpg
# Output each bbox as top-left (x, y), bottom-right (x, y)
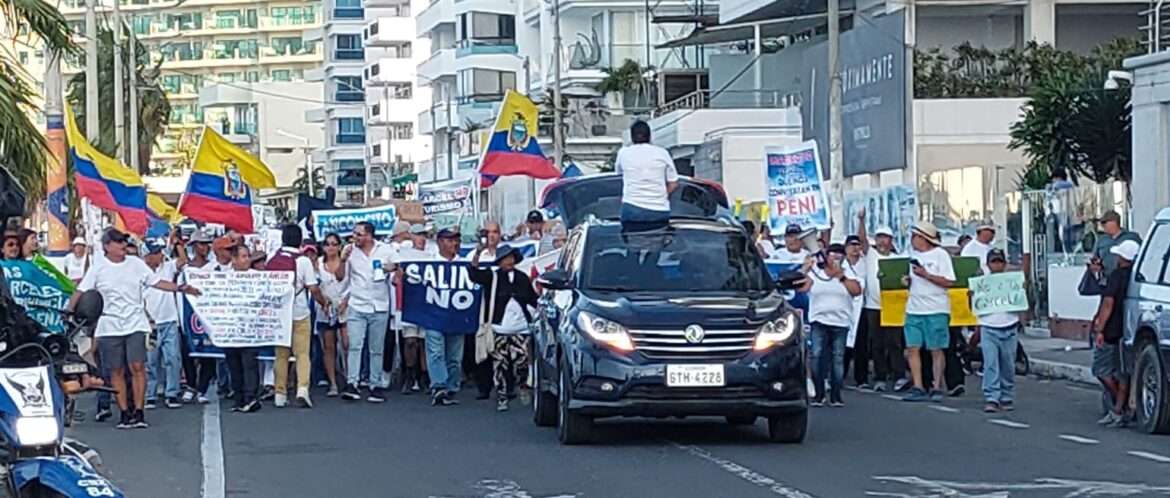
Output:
top-left (721, 0), bottom-right (854, 25)
top-left (657, 10), bottom-right (853, 49)
top-left (392, 173), bottom-right (418, 188)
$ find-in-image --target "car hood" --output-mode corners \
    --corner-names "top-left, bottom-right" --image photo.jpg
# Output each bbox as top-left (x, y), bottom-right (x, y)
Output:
top-left (577, 290), bottom-right (788, 329)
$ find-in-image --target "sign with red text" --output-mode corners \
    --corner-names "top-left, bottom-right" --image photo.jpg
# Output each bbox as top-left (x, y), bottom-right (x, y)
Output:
top-left (766, 140), bottom-right (830, 232)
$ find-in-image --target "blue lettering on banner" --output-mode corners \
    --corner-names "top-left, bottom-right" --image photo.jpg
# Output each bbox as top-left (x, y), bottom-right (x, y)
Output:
top-left (312, 204), bottom-right (397, 238)
top-left (457, 240), bottom-right (539, 258)
top-left (181, 297), bottom-right (276, 360)
top-left (401, 261), bottom-right (483, 335)
top-left (0, 260), bottom-right (71, 334)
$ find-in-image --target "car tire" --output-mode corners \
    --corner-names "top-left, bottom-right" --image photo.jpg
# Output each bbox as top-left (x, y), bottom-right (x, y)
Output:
top-left (1134, 343), bottom-right (1170, 434)
top-left (532, 357), bottom-right (558, 427)
top-left (766, 411), bottom-right (807, 444)
top-left (557, 360), bottom-right (593, 445)
top-left (725, 415), bottom-right (757, 426)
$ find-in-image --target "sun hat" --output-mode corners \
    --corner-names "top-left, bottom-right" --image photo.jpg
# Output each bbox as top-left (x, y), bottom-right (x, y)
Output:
top-left (911, 221), bottom-right (942, 246)
top-left (494, 244), bottom-right (525, 265)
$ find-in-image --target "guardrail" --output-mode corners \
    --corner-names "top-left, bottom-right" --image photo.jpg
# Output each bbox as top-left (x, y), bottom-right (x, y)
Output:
top-left (1141, 0), bottom-right (1170, 53)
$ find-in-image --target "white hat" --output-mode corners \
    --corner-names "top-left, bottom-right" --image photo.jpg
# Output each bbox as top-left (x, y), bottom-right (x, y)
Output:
top-left (976, 222), bottom-right (996, 233)
top-left (874, 226), bottom-right (895, 238)
top-left (71, 237), bottom-right (86, 246)
top-left (1110, 240), bottom-right (1141, 262)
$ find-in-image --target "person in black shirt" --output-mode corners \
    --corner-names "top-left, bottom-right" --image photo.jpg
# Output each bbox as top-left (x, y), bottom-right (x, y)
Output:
top-left (1091, 239), bottom-right (1139, 427)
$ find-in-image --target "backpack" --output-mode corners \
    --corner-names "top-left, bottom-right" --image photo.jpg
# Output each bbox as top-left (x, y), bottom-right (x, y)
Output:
top-left (267, 249), bottom-right (304, 297)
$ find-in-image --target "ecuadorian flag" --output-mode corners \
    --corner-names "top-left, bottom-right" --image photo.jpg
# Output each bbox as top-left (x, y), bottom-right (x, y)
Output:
top-left (177, 126), bottom-right (276, 233)
top-left (146, 194), bottom-right (177, 239)
top-left (477, 90), bottom-right (561, 180)
top-left (65, 106), bottom-right (149, 235)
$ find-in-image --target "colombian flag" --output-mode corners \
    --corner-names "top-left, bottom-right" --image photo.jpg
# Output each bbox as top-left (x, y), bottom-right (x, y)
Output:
top-left (65, 106), bottom-right (149, 235)
top-left (177, 127), bottom-right (276, 233)
top-left (146, 194), bottom-right (177, 239)
top-left (477, 90), bottom-right (561, 180)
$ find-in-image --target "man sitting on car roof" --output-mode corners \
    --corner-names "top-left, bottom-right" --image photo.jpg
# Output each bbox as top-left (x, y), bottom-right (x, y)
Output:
top-left (615, 120), bottom-right (679, 231)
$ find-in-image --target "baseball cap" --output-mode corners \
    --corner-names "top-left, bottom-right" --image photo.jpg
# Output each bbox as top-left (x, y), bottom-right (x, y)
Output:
top-left (826, 243), bottom-right (846, 255)
top-left (1101, 211), bottom-right (1122, 224)
top-left (527, 210), bottom-right (545, 224)
top-left (987, 248), bottom-right (1007, 263)
top-left (437, 227), bottom-right (461, 239)
top-left (300, 243), bottom-right (318, 255)
top-left (845, 235), bottom-right (862, 246)
top-left (1111, 239), bottom-right (1141, 261)
top-left (409, 223), bottom-right (431, 235)
top-left (100, 228), bottom-right (129, 245)
top-left (874, 226), bottom-right (895, 238)
top-left (976, 222), bottom-right (996, 233)
top-left (145, 239), bottom-right (167, 253)
top-left (188, 229), bottom-right (213, 244)
top-left (71, 237), bottom-right (86, 246)
top-left (784, 224), bottom-right (802, 235)
top-left (211, 236), bottom-right (237, 252)
top-left (392, 220), bottom-right (411, 236)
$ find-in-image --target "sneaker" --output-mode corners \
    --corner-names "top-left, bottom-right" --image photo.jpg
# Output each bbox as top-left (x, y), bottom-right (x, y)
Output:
top-left (830, 396), bottom-right (845, 407)
top-left (165, 397), bottom-right (182, 409)
top-left (902, 388), bottom-right (929, 402)
top-left (341, 384), bottom-right (361, 401)
top-left (274, 394), bottom-right (288, 408)
top-left (431, 390), bottom-right (458, 406)
top-left (497, 398), bottom-right (509, 412)
top-left (144, 399), bottom-right (157, 410)
top-left (326, 386), bottom-right (340, 397)
top-left (359, 380), bottom-right (369, 389)
top-left (1097, 411), bottom-right (1120, 425)
top-left (873, 381), bottom-right (888, 393)
top-left (401, 382), bottom-right (413, 395)
top-left (222, 390), bottom-right (235, 400)
top-left (948, 385), bottom-right (966, 397)
top-left (197, 394), bottom-right (209, 405)
top-left (1000, 401), bottom-right (1015, 412)
top-left (116, 412), bottom-right (133, 430)
top-left (809, 397), bottom-right (825, 407)
top-left (230, 405), bottom-right (243, 413)
top-left (894, 378), bottom-right (912, 392)
top-left (929, 389), bottom-right (945, 403)
top-left (317, 380), bottom-right (329, 388)
top-left (180, 390), bottom-right (195, 403)
top-left (133, 410), bottom-right (149, 428)
top-left (983, 402), bottom-right (1000, 413)
top-left (367, 388), bottom-right (386, 403)
top-left (241, 400), bottom-right (262, 413)
top-left (95, 408), bottom-right (113, 422)
top-left (1106, 414), bottom-right (1131, 429)
top-left (411, 381), bottom-right (421, 393)
top-left (295, 388), bottom-right (313, 408)
top-left (857, 383), bottom-right (873, 391)
top-left (259, 386), bottom-right (275, 401)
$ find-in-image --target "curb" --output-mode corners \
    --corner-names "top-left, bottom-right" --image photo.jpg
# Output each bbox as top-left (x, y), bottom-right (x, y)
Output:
top-left (1030, 358), bottom-right (1095, 385)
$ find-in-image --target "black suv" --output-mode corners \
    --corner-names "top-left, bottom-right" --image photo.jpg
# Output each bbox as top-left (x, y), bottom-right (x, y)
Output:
top-left (530, 176), bottom-right (807, 445)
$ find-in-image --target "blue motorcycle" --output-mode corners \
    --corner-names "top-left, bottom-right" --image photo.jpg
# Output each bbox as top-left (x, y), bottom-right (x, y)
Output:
top-left (0, 290), bottom-right (122, 498)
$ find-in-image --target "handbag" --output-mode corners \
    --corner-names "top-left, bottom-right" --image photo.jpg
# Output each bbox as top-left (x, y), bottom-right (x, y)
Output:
top-left (475, 272), bottom-right (498, 364)
top-left (1077, 267), bottom-right (1105, 296)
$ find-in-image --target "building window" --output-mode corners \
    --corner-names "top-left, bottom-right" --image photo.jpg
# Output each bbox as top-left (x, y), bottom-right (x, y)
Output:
top-left (388, 82), bottom-right (412, 99)
top-left (372, 144), bottom-right (381, 156)
top-left (334, 76), bottom-right (363, 102)
top-left (387, 122), bottom-right (413, 140)
top-left (215, 39), bottom-right (258, 60)
top-left (457, 69), bottom-right (516, 101)
top-left (245, 71), bottom-right (260, 83)
top-left (161, 74), bottom-right (182, 93)
top-left (384, 42), bottom-right (411, 59)
top-left (336, 159), bottom-right (365, 186)
top-left (270, 6), bottom-right (317, 26)
top-left (18, 51), bottom-right (28, 65)
top-left (333, 0), bottom-right (363, 19)
top-left (368, 22), bottom-right (379, 36)
top-left (334, 33), bottom-right (363, 60)
top-left (457, 12), bottom-right (515, 46)
top-left (336, 118), bottom-right (365, 144)
top-left (369, 63), bottom-right (380, 76)
top-left (271, 69), bottom-right (292, 81)
top-left (167, 12), bottom-right (203, 31)
top-left (371, 103), bottom-right (381, 116)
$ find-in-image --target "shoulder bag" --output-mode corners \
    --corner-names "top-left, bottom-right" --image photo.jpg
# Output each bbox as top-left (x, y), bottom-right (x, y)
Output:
top-left (475, 271), bottom-right (498, 364)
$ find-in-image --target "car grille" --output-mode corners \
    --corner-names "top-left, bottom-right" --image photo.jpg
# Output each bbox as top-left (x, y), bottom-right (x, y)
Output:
top-left (625, 385), bottom-right (766, 400)
top-left (627, 328), bottom-right (756, 361)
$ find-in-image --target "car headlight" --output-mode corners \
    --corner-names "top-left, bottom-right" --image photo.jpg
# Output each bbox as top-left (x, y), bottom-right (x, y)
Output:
top-left (16, 416), bottom-right (59, 447)
top-left (754, 311), bottom-right (799, 351)
top-left (577, 311), bottom-right (634, 352)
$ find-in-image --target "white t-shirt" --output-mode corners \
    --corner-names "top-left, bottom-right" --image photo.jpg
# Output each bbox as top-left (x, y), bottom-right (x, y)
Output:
top-left (979, 310), bottom-right (1020, 329)
top-left (494, 271), bottom-right (535, 335)
top-left (346, 241), bottom-right (398, 314)
top-left (862, 248), bottom-right (898, 310)
top-left (144, 260), bottom-right (179, 324)
top-left (906, 246), bottom-right (956, 316)
top-left (758, 239), bottom-right (777, 258)
top-left (397, 244), bottom-right (438, 261)
top-left (961, 239), bottom-right (993, 275)
top-left (63, 253), bottom-right (88, 280)
top-left (291, 252), bottom-right (318, 321)
top-left (79, 256), bottom-right (161, 338)
top-left (844, 257), bottom-right (866, 331)
top-left (615, 143), bottom-right (679, 212)
top-left (771, 247), bottom-right (810, 265)
top-left (806, 266), bottom-right (860, 328)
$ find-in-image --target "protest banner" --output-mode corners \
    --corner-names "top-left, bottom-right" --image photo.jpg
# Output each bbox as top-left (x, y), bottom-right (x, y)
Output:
top-left (183, 270), bottom-right (294, 349)
top-left (0, 260), bottom-right (72, 333)
top-left (766, 140), bottom-right (831, 232)
top-left (401, 261), bottom-right (483, 335)
top-left (418, 178), bottom-right (474, 217)
top-left (969, 271), bottom-right (1028, 316)
top-left (312, 204), bottom-right (397, 238)
top-left (843, 185), bottom-right (917, 253)
top-left (458, 240), bottom-right (539, 259)
top-left (877, 256), bottom-right (979, 327)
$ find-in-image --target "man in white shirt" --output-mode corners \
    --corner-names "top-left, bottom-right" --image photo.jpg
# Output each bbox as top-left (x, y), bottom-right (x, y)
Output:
top-left (71, 228), bottom-right (199, 429)
top-left (339, 221), bottom-right (398, 403)
top-left (63, 237), bottom-right (89, 283)
top-left (900, 222), bottom-right (956, 403)
top-left (399, 224), bottom-right (438, 259)
top-left (857, 213), bottom-right (906, 392)
top-left (268, 225), bottom-right (327, 408)
top-left (396, 224), bottom-right (435, 394)
top-left (616, 120), bottom-right (679, 231)
top-left (515, 210), bottom-right (556, 255)
top-left (143, 241), bottom-right (183, 410)
top-left (771, 224), bottom-right (811, 265)
top-left (960, 222), bottom-right (996, 275)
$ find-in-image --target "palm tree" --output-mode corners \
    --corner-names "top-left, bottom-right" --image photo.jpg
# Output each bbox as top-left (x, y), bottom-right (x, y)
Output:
top-left (66, 26), bottom-right (170, 175)
top-left (0, 0), bottom-right (77, 203)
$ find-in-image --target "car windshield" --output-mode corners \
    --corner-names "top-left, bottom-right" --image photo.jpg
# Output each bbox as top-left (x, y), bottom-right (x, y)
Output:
top-left (580, 226), bottom-right (773, 293)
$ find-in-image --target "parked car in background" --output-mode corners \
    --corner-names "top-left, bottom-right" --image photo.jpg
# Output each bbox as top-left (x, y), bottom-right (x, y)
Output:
top-left (1124, 207), bottom-right (1170, 433)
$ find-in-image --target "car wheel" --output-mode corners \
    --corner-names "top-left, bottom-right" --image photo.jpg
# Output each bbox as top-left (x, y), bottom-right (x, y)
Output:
top-left (1134, 343), bottom-right (1170, 434)
top-left (725, 415), bottom-right (757, 426)
top-left (557, 359), bottom-right (593, 445)
top-left (532, 356), bottom-right (557, 427)
top-left (766, 411), bottom-right (807, 444)
top-left (1014, 343), bottom-right (1031, 376)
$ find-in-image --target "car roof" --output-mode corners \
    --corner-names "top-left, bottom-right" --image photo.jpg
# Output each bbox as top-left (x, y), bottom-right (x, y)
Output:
top-left (581, 217), bottom-right (743, 234)
top-left (1156, 207), bottom-right (1170, 223)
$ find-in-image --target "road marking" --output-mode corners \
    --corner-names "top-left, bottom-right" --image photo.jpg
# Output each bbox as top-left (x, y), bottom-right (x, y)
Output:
top-left (871, 476), bottom-right (1170, 495)
top-left (1058, 434), bottom-right (1100, 445)
top-left (928, 405), bottom-right (959, 413)
top-left (987, 419), bottom-right (1030, 429)
top-left (201, 386), bottom-right (225, 498)
top-left (881, 395), bottom-right (902, 401)
top-left (669, 442), bottom-right (815, 498)
top-left (1128, 451), bottom-right (1170, 464)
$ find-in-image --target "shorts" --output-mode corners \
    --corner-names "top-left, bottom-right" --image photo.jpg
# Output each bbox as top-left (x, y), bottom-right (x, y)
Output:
top-left (317, 321), bottom-right (344, 334)
top-left (903, 314), bottom-right (949, 351)
top-left (97, 332), bottom-right (148, 371)
top-left (1092, 342), bottom-right (1125, 381)
top-left (401, 324), bottom-right (424, 339)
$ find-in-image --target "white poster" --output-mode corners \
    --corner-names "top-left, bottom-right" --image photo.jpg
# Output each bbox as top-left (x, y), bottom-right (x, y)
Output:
top-left (184, 270), bottom-right (295, 348)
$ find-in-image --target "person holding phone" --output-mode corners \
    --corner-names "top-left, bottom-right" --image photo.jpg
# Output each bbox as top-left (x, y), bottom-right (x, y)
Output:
top-left (338, 221), bottom-right (399, 403)
top-left (800, 244), bottom-right (863, 407)
top-left (900, 222), bottom-right (956, 403)
top-left (467, 221), bottom-right (502, 400)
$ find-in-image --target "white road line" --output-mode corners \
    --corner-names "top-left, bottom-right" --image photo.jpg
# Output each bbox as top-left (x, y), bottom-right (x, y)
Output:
top-left (201, 386), bottom-right (226, 498)
top-left (1058, 434), bottom-right (1100, 445)
top-left (881, 395), bottom-right (903, 401)
top-left (988, 419), bottom-right (1031, 429)
top-left (669, 441), bottom-right (816, 498)
top-left (928, 405), bottom-right (959, 413)
top-left (1128, 451), bottom-right (1170, 464)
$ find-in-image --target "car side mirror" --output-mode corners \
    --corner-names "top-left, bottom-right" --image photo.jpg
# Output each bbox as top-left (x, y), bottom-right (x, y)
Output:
top-left (775, 270), bottom-right (806, 291)
top-left (537, 269), bottom-right (573, 290)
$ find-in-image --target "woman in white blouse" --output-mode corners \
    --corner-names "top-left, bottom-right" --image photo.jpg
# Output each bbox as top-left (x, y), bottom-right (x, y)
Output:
top-left (317, 233), bottom-right (349, 397)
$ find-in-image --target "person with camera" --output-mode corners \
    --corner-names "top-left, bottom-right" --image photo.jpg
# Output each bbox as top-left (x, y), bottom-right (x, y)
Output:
top-left (800, 243), bottom-right (862, 407)
top-left (900, 222), bottom-right (956, 403)
top-left (467, 222), bottom-right (502, 400)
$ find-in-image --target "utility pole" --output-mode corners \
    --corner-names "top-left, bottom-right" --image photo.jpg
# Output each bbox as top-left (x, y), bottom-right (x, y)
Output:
top-left (113, 0), bottom-right (125, 162)
top-left (523, 56), bottom-right (535, 206)
top-left (551, 0), bottom-right (564, 172)
top-left (129, 31), bottom-right (140, 173)
top-left (827, 0), bottom-right (843, 235)
top-left (85, 0), bottom-right (99, 142)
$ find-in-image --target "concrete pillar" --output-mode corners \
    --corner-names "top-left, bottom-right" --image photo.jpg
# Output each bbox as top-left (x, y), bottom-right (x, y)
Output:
top-left (1024, 0), bottom-right (1056, 45)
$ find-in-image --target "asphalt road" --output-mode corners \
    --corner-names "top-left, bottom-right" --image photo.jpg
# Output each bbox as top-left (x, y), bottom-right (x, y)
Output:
top-left (70, 374), bottom-right (1170, 498)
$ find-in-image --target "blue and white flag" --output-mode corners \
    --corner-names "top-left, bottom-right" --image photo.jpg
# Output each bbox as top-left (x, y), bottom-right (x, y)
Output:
top-left (312, 204), bottom-right (397, 238)
top-left (0, 260), bottom-right (72, 334)
top-left (400, 261), bottom-right (483, 335)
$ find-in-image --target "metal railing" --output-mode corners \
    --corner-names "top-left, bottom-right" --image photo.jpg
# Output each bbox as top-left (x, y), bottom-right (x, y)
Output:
top-left (650, 90), bottom-right (796, 117)
top-left (1141, 0), bottom-right (1170, 53)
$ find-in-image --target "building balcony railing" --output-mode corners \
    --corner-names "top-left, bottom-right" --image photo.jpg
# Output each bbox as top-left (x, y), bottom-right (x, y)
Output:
top-left (332, 7), bottom-right (364, 20)
top-left (335, 90), bottom-right (365, 102)
top-left (455, 39), bottom-right (518, 57)
top-left (334, 49), bottom-right (365, 61)
top-left (335, 134), bottom-right (367, 145)
top-left (1142, 0), bottom-right (1170, 53)
top-left (650, 89), bottom-right (797, 118)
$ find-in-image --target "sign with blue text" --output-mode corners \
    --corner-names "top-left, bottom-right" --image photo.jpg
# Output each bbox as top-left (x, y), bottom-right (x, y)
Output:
top-left (766, 140), bottom-right (831, 232)
top-left (312, 204), bottom-right (397, 238)
top-left (0, 260), bottom-right (72, 333)
top-left (401, 261), bottom-right (483, 335)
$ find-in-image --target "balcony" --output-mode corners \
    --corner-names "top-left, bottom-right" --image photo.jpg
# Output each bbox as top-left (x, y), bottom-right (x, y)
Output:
top-left (416, 0), bottom-right (453, 37)
top-left (417, 48), bottom-right (455, 81)
top-left (335, 133), bottom-right (366, 145)
top-left (364, 57), bottom-right (415, 86)
top-left (368, 101), bottom-right (419, 126)
top-left (259, 45), bottom-right (322, 64)
top-left (331, 7), bottom-right (365, 20)
top-left (364, 17), bottom-right (414, 45)
top-left (334, 48), bottom-right (365, 61)
top-left (455, 39), bottom-right (518, 57)
top-left (335, 90), bottom-right (365, 102)
top-left (417, 101), bottom-right (459, 135)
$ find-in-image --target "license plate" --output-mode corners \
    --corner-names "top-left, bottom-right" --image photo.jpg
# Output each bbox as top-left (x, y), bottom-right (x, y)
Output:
top-left (62, 363), bottom-right (88, 375)
top-left (666, 365), bottom-right (725, 387)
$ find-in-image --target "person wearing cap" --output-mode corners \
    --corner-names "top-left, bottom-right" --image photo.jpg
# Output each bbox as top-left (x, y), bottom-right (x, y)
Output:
top-left (516, 210), bottom-right (555, 255)
top-left (176, 228), bottom-right (214, 404)
top-left (143, 239), bottom-right (184, 410)
top-left (425, 227), bottom-right (466, 406)
top-left (757, 223), bottom-right (777, 257)
top-left (961, 222), bottom-right (997, 275)
top-left (841, 234), bottom-right (870, 389)
top-left (391, 220), bottom-right (412, 246)
top-left (857, 212), bottom-right (906, 392)
top-left (799, 243), bottom-right (862, 407)
top-left (616, 120), bottom-right (679, 231)
top-left (901, 221), bottom-right (956, 403)
top-left (70, 228), bottom-right (201, 429)
top-left (400, 223), bottom-right (438, 259)
top-left (1091, 239), bottom-right (1139, 427)
top-left (972, 248), bottom-right (1022, 413)
top-left (470, 243), bottom-right (539, 412)
top-left (1089, 210), bottom-right (1143, 280)
top-left (338, 221), bottom-right (398, 403)
top-left (772, 224), bottom-right (811, 265)
top-left (64, 237), bottom-right (90, 284)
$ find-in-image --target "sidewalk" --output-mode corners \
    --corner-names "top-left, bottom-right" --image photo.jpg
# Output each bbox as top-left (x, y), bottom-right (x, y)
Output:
top-left (1020, 328), bottom-right (1095, 385)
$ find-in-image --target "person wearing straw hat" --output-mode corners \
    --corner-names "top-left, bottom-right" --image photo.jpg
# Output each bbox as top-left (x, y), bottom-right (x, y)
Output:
top-left (901, 221), bottom-right (956, 403)
top-left (64, 236), bottom-right (90, 284)
top-left (961, 222), bottom-right (997, 275)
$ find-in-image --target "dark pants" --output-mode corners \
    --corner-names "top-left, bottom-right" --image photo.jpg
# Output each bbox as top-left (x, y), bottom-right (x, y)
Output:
top-left (196, 358), bottom-right (217, 395)
top-left (922, 328), bottom-right (967, 390)
top-left (225, 348), bottom-right (260, 406)
top-left (844, 318), bottom-right (870, 385)
top-left (463, 336), bottom-right (493, 396)
top-left (620, 203), bottom-right (670, 232)
top-left (865, 308), bottom-right (905, 383)
top-left (180, 335), bottom-right (197, 390)
top-left (811, 323), bottom-right (848, 402)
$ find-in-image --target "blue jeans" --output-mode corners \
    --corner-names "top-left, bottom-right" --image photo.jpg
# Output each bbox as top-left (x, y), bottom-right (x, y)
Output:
top-left (424, 329), bottom-right (464, 392)
top-left (146, 322), bottom-right (182, 400)
top-left (980, 325), bottom-right (1018, 404)
top-left (810, 322), bottom-right (848, 401)
top-left (620, 203), bottom-right (670, 232)
top-left (346, 310), bottom-right (388, 388)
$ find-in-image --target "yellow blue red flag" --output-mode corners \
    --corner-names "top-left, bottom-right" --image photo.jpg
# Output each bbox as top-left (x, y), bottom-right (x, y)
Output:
top-left (64, 106), bottom-right (149, 235)
top-left (177, 126), bottom-right (276, 233)
top-left (146, 194), bottom-right (177, 238)
top-left (477, 90), bottom-right (560, 181)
